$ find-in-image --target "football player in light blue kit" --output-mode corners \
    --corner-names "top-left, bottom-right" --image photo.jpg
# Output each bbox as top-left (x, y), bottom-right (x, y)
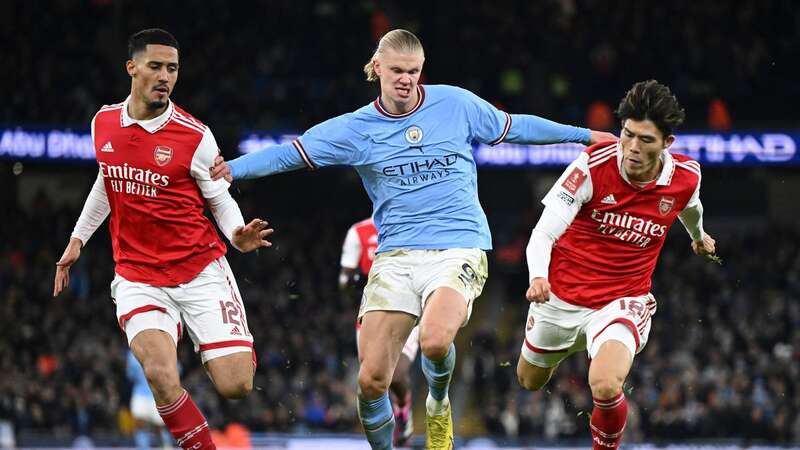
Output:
top-left (211, 30), bottom-right (615, 450)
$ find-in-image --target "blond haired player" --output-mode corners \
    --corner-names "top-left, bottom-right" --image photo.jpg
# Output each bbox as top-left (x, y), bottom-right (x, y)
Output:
top-left (212, 29), bottom-right (614, 449)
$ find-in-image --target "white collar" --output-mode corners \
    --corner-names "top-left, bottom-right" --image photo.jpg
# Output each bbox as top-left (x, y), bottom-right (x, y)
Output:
top-left (121, 96), bottom-right (174, 133)
top-left (617, 146), bottom-right (675, 187)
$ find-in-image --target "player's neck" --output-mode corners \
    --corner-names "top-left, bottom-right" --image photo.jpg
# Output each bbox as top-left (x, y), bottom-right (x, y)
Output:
top-left (379, 89), bottom-right (418, 115)
top-left (627, 159), bottom-right (662, 184)
top-left (127, 96), bottom-right (169, 121)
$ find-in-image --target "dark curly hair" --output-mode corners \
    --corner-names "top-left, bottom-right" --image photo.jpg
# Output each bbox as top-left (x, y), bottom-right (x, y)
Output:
top-left (128, 28), bottom-right (179, 59)
top-left (616, 80), bottom-right (685, 138)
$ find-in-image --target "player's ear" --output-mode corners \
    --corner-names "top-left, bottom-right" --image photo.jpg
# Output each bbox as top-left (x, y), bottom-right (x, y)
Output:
top-left (126, 59), bottom-right (136, 77)
top-left (372, 58), bottom-right (381, 77)
top-left (663, 134), bottom-right (675, 149)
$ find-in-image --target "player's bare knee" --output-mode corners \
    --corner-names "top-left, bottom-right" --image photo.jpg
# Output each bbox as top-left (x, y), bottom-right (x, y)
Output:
top-left (517, 373), bottom-right (546, 392)
top-left (419, 334), bottom-right (451, 360)
top-left (358, 367), bottom-right (390, 399)
top-left (216, 376), bottom-right (253, 400)
top-left (517, 367), bottom-right (548, 391)
top-left (589, 374), bottom-right (624, 400)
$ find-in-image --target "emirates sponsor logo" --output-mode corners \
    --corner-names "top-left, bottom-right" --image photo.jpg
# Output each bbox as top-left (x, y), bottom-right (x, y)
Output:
top-left (591, 209), bottom-right (667, 247)
top-left (99, 162), bottom-right (169, 198)
top-left (99, 162), bottom-right (170, 186)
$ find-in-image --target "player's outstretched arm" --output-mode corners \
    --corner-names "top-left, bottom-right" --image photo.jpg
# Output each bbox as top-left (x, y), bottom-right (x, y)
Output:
top-left (588, 129), bottom-right (619, 145)
top-left (508, 114), bottom-right (617, 145)
top-left (231, 219), bottom-right (274, 253)
top-left (54, 237), bottom-right (83, 297)
top-left (209, 156), bottom-right (233, 183)
top-left (210, 142), bottom-right (307, 182)
top-left (461, 87), bottom-right (617, 146)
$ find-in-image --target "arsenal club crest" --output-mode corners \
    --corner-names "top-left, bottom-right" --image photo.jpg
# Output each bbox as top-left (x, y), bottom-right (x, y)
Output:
top-left (154, 145), bottom-right (173, 167)
top-left (526, 316), bottom-right (535, 331)
top-left (658, 196), bottom-right (676, 216)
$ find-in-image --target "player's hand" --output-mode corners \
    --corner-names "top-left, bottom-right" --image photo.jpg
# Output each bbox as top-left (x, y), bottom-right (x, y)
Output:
top-left (526, 277), bottom-right (551, 303)
top-left (210, 155), bottom-right (233, 183)
top-left (232, 219), bottom-right (274, 253)
top-left (692, 232), bottom-right (716, 256)
top-left (588, 130), bottom-right (618, 145)
top-left (53, 238), bottom-right (83, 297)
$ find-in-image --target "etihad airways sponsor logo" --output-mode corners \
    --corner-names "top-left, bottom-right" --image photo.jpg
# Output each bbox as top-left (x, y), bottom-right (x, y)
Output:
top-left (99, 162), bottom-right (170, 198)
top-left (381, 154), bottom-right (459, 186)
top-left (590, 209), bottom-right (667, 247)
top-left (381, 154), bottom-right (458, 176)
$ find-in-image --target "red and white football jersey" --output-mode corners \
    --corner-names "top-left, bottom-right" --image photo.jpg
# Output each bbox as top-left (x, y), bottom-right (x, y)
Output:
top-left (542, 141), bottom-right (701, 309)
top-left (92, 98), bottom-right (230, 286)
top-left (340, 218), bottom-right (378, 275)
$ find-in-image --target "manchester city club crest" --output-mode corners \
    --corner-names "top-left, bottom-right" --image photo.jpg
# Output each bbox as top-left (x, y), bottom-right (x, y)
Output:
top-left (658, 195), bottom-right (676, 216)
top-left (405, 125), bottom-right (423, 144)
top-left (154, 145), bottom-right (173, 167)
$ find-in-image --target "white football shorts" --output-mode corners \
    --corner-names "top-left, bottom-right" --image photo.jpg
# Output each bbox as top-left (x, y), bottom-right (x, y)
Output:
top-left (111, 256), bottom-right (253, 364)
top-left (521, 292), bottom-right (657, 368)
top-left (358, 248), bottom-right (488, 326)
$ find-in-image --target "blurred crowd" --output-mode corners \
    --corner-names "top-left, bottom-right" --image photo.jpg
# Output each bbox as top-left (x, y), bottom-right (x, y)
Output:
top-left (3, 0), bottom-right (798, 141)
top-left (0, 179), bottom-right (370, 442)
top-left (1, 0), bottom-right (799, 446)
top-left (1, 175), bottom-right (799, 445)
top-left (466, 224), bottom-right (800, 444)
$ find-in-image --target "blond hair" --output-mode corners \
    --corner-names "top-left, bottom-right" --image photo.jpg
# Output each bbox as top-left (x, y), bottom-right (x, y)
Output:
top-left (363, 29), bottom-right (424, 82)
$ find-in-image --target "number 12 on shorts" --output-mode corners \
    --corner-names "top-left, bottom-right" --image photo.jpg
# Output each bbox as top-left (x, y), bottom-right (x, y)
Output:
top-left (219, 300), bottom-right (250, 336)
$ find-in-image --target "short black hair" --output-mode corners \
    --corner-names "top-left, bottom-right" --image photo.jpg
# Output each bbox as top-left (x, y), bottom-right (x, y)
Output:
top-left (616, 80), bottom-right (685, 138)
top-left (127, 28), bottom-right (179, 59)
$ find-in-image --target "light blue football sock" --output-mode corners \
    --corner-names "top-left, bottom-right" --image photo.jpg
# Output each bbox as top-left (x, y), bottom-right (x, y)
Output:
top-left (133, 430), bottom-right (150, 450)
top-left (358, 391), bottom-right (395, 449)
top-left (422, 343), bottom-right (455, 401)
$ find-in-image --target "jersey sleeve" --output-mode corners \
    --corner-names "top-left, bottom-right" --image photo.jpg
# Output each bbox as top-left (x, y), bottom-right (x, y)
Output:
top-left (340, 225), bottom-right (361, 269)
top-left (685, 169), bottom-right (702, 208)
top-left (71, 169), bottom-right (110, 245)
top-left (190, 128), bottom-right (231, 199)
top-left (526, 209), bottom-right (571, 281)
top-left (458, 88), bottom-right (512, 145)
top-left (540, 152), bottom-right (593, 224)
top-left (294, 114), bottom-right (361, 169)
top-left (505, 114), bottom-right (590, 145)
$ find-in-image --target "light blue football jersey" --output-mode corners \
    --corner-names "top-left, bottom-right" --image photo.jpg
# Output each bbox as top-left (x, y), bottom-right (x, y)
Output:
top-left (230, 84), bottom-right (590, 252)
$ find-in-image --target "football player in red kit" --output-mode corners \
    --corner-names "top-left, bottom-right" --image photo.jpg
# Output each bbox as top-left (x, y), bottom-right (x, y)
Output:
top-left (53, 29), bottom-right (272, 450)
top-left (517, 80), bottom-right (716, 449)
